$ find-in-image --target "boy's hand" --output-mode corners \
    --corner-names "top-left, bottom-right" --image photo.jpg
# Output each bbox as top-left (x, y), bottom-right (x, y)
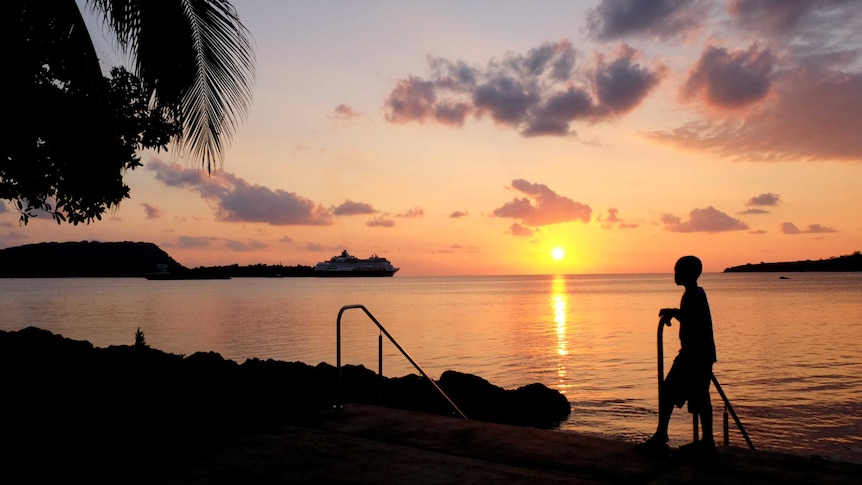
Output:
top-left (658, 308), bottom-right (677, 326)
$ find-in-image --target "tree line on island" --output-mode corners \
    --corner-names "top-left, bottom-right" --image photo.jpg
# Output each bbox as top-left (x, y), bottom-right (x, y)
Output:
top-left (723, 251), bottom-right (861, 273)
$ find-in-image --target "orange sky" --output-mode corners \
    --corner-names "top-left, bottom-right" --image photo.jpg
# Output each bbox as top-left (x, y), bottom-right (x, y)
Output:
top-left (2, 1), bottom-right (860, 275)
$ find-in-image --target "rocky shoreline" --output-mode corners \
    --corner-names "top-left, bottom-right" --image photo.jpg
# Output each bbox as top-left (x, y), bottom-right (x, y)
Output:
top-left (0, 327), bottom-right (570, 482)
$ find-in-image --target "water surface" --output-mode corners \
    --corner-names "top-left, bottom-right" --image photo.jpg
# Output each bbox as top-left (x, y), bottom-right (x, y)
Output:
top-left (2, 272), bottom-right (860, 462)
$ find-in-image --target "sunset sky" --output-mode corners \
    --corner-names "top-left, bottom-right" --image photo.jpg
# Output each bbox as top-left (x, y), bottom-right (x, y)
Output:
top-left (2, 0), bottom-right (860, 276)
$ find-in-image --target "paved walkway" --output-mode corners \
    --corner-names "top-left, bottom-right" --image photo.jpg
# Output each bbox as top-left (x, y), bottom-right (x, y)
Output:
top-left (163, 404), bottom-right (861, 484)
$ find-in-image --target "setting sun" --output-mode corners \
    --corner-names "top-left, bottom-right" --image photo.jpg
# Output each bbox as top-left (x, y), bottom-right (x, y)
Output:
top-left (551, 247), bottom-right (565, 261)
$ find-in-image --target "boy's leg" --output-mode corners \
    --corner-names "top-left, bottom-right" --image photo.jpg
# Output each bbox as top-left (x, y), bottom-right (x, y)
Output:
top-left (696, 373), bottom-right (715, 447)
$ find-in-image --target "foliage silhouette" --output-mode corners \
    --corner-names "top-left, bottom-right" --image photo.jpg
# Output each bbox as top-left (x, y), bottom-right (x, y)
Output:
top-left (1, 0), bottom-right (255, 224)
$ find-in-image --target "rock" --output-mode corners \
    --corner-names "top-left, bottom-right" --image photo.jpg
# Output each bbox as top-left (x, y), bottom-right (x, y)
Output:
top-left (0, 327), bottom-right (572, 482)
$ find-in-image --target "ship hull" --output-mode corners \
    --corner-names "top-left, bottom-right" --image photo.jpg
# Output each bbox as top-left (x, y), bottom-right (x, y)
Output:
top-left (313, 269), bottom-right (398, 277)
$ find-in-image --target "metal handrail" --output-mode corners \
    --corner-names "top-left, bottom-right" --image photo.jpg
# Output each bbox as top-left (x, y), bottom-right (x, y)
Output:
top-left (658, 320), bottom-right (755, 449)
top-left (336, 304), bottom-right (467, 419)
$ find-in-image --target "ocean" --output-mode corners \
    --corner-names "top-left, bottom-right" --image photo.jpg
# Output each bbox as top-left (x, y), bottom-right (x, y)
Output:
top-left (1, 272), bottom-right (860, 463)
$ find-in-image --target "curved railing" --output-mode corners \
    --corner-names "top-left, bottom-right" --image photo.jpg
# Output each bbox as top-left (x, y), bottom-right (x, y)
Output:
top-left (336, 304), bottom-right (467, 419)
top-left (658, 320), bottom-right (755, 449)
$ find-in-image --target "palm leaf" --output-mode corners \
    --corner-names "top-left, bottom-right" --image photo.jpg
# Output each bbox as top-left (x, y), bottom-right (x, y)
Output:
top-left (88, 0), bottom-right (256, 172)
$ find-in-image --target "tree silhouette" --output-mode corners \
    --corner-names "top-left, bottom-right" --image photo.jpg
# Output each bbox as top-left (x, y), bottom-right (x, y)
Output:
top-left (1, 0), bottom-right (255, 224)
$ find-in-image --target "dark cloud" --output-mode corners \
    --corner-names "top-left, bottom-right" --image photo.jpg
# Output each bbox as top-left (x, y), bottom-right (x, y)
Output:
top-left (397, 207), bottom-right (424, 218)
top-left (781, 222), bottom-right (837, 234)
top-left (385, 77), bottom-right (442, 123)
top-left (660, 206), bottom-right (749, 232)
top-left (449, 211), bottom-right (469, 218)
top-left (366, 216), bottom-right (395, 228)
top-left (586, 0), bottom-right (708, 41)
top-left (225, 239), bottom-right (266, 252)
top-left (140, 203), bottom-right (163, 219)
top-left (332, 200), bottom-right (376, 216)
top-left (492, 179), bottom-right (591, 229)
top-left (147, 160), bottom-right (333, 226)
top-left (728, 0), bottom-right (862, 38)
top-left (177, 236), bottom-right (212, 248)
top-left (595, 45), bottom-right (664, 114)
top-left (278, 236), bottom-right (294, 243)
top-left (386, 41), bottom-right (663, 137)
top-left (746, 193), bottom-right (781, 206)
top-left (683, 44), bottom-right (775, 109)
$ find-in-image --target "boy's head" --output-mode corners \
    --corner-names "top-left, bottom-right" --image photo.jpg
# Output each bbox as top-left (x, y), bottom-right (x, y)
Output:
top-left (674, 255), bottom-right (702, 286)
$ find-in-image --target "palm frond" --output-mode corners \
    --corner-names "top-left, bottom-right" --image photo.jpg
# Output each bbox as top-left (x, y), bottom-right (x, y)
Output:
top-left (87, 0), bottom-right (256, 172)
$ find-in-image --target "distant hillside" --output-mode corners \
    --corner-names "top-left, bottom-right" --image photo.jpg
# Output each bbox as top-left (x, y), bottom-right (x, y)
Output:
top-left (0, 241), bottom-right (185, 277)
top-left (0, 241), bottom-right (316, 278)
top-left (724, 252), bottom-right (862, 273)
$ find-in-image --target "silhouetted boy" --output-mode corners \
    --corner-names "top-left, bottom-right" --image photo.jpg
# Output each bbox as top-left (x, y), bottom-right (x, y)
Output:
top-left (641, 255), bottom-right (717, 452)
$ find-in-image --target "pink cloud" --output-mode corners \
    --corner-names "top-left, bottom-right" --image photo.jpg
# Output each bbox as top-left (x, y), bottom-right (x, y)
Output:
top-left (147, 159), bottom-right (333, 226)
top-left (140, 203), bottom-right (163, 219)
top-left (492, 179), bottom-right (591, 229)
top-left (508, 223), bottom-right (536, 237)
top-left (397, 206), bottom-right (424, 218)
top-left (329, 104), bottom-right (363, 120)
top-left (661, 206), bottom-right (749, 232)
top-left (332, 200), bottom-right (377, 216)
top-left (651, 66), bottom-right (862, 162)
top-left (781, 222), bottom-right (837, 234)
top-left (366, 215), bottom-right (395, 228)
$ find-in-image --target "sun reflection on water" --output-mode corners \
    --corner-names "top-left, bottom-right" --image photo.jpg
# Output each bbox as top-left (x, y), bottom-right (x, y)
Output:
top-left (551, 276), bottom-right (569, 380)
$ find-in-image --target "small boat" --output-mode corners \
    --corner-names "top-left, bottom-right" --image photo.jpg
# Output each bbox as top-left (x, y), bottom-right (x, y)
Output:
top-left (779, 276), bottom-right (790, 280)
top-left (313, 250), bottom-right (399, 277)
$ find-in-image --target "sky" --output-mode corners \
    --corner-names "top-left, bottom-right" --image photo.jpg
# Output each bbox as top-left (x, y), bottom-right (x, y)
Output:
top-left (2, 0), bottom-right (861, 276)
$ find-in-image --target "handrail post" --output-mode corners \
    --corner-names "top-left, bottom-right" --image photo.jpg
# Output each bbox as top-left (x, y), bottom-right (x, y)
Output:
top-left (658, 319), bottom-right (754, 449)
top-left (711, 374), bottom-right (755, 450)
top-left (377, 333), bottom-right (383, 402)
top-left (337, 304), bottom-right (467, 419)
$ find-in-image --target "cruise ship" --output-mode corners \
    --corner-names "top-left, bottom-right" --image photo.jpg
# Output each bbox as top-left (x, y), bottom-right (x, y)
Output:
top-left (313, 250), bottom-right (399, 277)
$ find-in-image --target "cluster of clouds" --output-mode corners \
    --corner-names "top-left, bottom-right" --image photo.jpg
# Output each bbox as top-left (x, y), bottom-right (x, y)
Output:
top-left (145, 159), bottom-right (427, 231)
top-left (482, 181), bottom-right (835, 236)
top-left (142, 160), bottom-right (836, 244)
top-left (382, 0), bottom-right (862, 162)
top-left (385, 40), bottom-right (664, 137)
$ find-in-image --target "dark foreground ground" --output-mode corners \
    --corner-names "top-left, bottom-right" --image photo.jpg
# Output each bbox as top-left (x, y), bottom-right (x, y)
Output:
top-left (0, 327), bottom-right (568, 483)
top-left (150, 404), bottom-right (862, 484)
top-left (2, 327), bottom-right (860, 484)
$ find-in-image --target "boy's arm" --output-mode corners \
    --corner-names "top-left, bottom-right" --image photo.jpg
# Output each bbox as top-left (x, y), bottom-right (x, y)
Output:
top-left (658, 308), bottom-right (680, 326)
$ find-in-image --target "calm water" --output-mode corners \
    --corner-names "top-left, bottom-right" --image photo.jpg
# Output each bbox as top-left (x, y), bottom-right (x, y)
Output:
top-left (1, 273), bottom-right (860, 463)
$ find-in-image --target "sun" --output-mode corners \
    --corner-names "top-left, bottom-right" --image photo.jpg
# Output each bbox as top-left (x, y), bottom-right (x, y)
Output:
top-left (551, 247), bottom-right (565, 261)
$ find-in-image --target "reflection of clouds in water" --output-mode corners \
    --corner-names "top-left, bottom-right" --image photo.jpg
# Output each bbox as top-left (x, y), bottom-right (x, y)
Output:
top-left (552, 277), bottom-right (569, 380)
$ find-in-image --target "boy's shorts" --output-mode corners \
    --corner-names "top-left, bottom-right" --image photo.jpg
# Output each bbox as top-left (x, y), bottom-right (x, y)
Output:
top-left (663, 354), bottom-right (712, 413)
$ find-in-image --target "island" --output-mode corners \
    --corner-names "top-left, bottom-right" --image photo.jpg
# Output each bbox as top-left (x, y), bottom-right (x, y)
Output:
top-left (723, 252), bottom-right (862, 273)
top-left (0, 241), bottom-right (314, 278)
